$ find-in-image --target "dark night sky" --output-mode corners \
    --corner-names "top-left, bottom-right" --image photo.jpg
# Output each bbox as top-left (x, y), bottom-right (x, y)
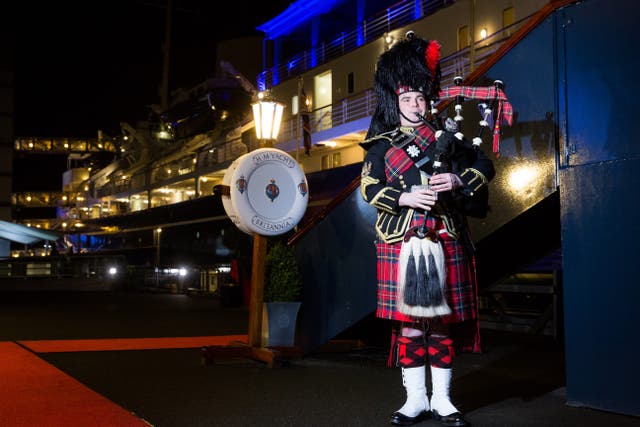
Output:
top-left (13, 0), bottom-right (292, 139)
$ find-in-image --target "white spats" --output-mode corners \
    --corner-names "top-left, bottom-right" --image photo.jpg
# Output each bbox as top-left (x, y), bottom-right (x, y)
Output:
top-left (397, 366), bottom-right (430, 417)
top-left (430, 366), bottom-right (460, 417)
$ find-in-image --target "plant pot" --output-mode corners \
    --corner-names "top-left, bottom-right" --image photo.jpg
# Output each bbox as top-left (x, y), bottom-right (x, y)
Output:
top-left (262, 302), bottom-right (302, 347)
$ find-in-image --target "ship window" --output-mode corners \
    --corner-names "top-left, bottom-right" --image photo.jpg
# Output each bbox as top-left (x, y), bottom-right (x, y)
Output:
top-left (332, 152), bottom-right (341, 168)
top-left (292, 95), bottom-right (300, 115)
top-left (321, 155), bottom-right (329, 170)
top-left (347, 73), bottom-right (354, 94)
top-left (457, 25), bottom-right (470, 50)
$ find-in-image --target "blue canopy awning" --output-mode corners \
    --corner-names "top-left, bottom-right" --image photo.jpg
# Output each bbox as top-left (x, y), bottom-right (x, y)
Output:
top-left (0, 220), bottom-right (61, 245)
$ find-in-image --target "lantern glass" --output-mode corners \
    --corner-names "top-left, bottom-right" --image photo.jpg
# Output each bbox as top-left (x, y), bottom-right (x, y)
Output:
top-left (252, 99), bottom-right (284, 141)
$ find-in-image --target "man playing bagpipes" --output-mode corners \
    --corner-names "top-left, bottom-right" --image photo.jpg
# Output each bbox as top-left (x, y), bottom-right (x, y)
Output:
top-left (360, 31), bottom-right (512, 427)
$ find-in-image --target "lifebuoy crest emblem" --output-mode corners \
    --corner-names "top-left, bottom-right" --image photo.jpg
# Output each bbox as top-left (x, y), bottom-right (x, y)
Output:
top-left (298, 179), bottom-right (308, 197)
top-left (265, 179), bottom-right (279, 202)
top-left (235, 175), bottom-right (247, 194)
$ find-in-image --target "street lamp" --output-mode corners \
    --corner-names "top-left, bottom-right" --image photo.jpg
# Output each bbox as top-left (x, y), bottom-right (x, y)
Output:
top-left (204, 91), bottom-right (292, 365)
top-left (247, 92), bottom-right (284, 350)
top-left (155, 228), bottom-right (162, 267)
top-left (251, 91), bottom-right (284, 148)
top-left (154, 227), bottom-right (162, 287)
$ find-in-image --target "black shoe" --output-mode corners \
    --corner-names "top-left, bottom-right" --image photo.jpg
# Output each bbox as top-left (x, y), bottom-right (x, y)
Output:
top-left (390, 409), bottom-right (430, 426)
top-left (431, 410), bottom-right (470, 427)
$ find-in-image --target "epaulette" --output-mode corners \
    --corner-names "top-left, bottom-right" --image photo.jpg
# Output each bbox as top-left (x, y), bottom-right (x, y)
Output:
top-left (359, 130), bottom-right (395, 151)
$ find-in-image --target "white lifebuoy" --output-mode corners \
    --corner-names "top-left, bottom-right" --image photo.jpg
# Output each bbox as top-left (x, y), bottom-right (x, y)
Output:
top-left (221, 153), bottom-right (254, 235)
top-left (230, 148), bottom-right (309, 236)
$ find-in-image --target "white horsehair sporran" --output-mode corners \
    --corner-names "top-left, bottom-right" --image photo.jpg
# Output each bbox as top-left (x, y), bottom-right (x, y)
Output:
top-left (397, 183), bottom-right (451, 317)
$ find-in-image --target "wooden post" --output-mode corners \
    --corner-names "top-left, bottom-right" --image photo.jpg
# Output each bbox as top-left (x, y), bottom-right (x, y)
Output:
top-left (248, 233), bottom-right (268, 347)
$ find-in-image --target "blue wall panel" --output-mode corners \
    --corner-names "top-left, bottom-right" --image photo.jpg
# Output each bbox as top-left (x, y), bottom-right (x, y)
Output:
top-left (559, 0), bottom-right (640, 416)
top-left (561, 0), bottom-right (640, 166)
top-left (560, 160), bottom-right (640, 416)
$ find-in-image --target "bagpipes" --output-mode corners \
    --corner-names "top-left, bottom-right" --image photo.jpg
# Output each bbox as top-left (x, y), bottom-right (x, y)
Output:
top-left (440, 78), bottom-right (513, 155)
top-left (396, 78), bottom-right (512, 318)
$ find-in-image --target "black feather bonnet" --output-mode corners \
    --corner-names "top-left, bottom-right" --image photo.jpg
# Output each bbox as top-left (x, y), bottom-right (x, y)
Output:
top-left (365, 31), bottom-right (441, 139)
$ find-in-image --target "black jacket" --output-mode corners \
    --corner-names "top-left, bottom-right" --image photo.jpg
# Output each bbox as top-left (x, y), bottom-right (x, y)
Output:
top-left (360, 128), bottom-right (495, 243)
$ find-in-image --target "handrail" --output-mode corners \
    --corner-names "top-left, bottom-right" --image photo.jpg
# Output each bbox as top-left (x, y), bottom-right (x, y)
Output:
top-left (258, 0), bottom-right (444, 89)
top-left (288, 0), bottom-right (579, 245)
top-left (14, 137), bottom-right (117, 153)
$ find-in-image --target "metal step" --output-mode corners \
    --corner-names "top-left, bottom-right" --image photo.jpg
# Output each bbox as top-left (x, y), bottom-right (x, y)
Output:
top-left (479, 270), bottom-right (561, 338)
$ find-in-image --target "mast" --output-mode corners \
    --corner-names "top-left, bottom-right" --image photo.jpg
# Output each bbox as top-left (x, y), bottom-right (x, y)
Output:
top-left (160, 0), bottom-right (173, 111)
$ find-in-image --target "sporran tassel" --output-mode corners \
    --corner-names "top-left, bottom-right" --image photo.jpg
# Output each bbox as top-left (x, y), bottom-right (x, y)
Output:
top-left (426, 252), bottom-right (443, 305)
top-left (397, 236), bottom-right (413, 307)
top-left (403, 250), bottom-right (418, 305)
top-left (415, 251), bottom-right (429, 306)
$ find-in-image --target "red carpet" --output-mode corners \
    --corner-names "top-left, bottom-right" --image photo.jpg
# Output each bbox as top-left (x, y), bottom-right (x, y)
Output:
top-left (19, 335), bottom-right (248, 353)
top-left (1, 335), bottom-right (248, 426)
top-left (0, 342), bottom-right (151, 426)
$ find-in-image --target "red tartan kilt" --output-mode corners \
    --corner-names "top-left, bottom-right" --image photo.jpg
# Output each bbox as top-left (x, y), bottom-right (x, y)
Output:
top-left (375, 214), bottom-right (478, 324)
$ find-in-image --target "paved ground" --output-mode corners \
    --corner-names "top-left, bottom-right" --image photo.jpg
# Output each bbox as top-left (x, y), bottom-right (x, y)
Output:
top-left (1, 290), bottom-right (638, 427)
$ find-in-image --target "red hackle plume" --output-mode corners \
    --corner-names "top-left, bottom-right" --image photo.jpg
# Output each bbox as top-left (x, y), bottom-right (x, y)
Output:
top-left (425, 40), bottom-right (441, 81)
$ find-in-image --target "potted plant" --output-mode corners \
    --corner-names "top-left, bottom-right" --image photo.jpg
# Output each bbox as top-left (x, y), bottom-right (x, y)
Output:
top-left (262, 238), bottom-right (303, 347)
